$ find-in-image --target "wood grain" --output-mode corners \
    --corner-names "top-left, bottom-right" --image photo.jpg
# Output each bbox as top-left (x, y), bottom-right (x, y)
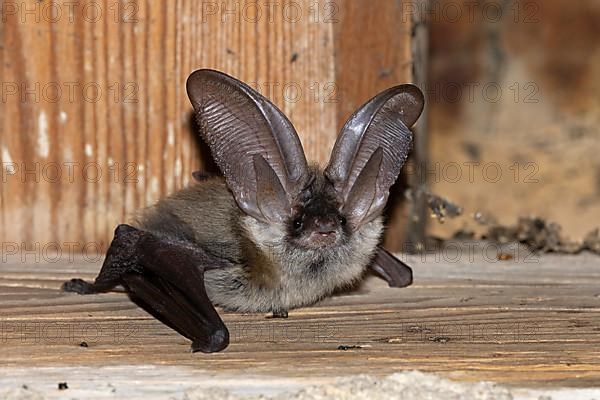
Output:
top-left (1, 247), bottom-right (600, 387)
top-left (0, 0), bottom-right (417, 251)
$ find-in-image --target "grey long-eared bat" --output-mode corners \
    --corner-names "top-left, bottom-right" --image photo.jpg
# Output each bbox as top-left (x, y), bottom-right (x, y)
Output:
top-left (62, 69), bottom-right (425, 353)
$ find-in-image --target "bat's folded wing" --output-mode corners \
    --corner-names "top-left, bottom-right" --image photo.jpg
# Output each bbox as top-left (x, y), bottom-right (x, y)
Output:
top-left (369, 246), bottom-right (413, 288)
top-left (62, 224), bottom-right (229, 353)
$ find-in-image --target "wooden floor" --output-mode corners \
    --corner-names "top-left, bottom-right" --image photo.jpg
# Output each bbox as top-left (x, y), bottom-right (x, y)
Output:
top-left (1, 243), bottom-right (600, 388)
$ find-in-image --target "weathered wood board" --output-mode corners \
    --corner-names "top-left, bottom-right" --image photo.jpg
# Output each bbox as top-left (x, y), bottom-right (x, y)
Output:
top-left (1, 245), bottom-right (600, 387)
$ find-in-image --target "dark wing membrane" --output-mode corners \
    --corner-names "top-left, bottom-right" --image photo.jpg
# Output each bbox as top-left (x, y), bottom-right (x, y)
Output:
top-left (325, 84), bottom-right (424, 227)
top-left (369, 246), bottom-right (413, 288)
top-left (62, 224), bottom-right (230, 353)
top-left (186, 69), bottom-right (309, 223)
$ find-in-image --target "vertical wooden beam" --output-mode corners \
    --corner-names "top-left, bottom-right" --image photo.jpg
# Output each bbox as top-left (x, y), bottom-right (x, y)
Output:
top-left (333, 0), bottom-right (418, 251)
top-left (405, 0), bottom-right (431, 252)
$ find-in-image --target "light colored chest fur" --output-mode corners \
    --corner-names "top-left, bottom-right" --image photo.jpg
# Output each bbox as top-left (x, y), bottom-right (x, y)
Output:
top-left (204, 216), bottom-right (383, 313)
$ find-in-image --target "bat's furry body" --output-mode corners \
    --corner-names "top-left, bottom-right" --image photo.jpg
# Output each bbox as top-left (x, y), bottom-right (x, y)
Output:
top-left (62, 69), bottom-right (424, 352)
top-left (136, 173), bottom-right (382, 314)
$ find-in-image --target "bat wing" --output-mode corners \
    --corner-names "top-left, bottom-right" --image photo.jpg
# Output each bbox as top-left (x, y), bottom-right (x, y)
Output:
top-left (369, 246), bottom-right (413, 288)
top-left (62, 224), bottom-right (229, 353)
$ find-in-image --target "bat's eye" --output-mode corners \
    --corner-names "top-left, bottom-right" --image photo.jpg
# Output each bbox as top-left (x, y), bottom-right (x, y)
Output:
top-left (339, 215), bottom-right (347, 226)
top-left (293, 217), bottom-right (303, 230)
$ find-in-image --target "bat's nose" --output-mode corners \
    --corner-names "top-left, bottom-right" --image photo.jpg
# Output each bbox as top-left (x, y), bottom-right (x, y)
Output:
top-left (314, 217), bottom-right (337, 235)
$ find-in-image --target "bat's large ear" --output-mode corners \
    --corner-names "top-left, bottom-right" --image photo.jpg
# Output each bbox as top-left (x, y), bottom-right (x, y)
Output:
top-left (186, 69), bottom-right (309, 223)
top-left (325, 84), bottom-right (424, 229)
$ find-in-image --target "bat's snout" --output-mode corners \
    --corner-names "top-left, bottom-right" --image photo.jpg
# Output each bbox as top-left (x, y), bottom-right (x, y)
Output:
top-left (313, 216), bottom-right (338, 234)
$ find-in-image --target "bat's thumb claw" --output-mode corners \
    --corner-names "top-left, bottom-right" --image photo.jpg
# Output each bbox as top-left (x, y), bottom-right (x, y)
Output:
top-left (190, 329), bottom-right (229, 353)
top-left (114, 224), bottom-right (139, 236)
top-left (102, 224), bottom-right (145, 270)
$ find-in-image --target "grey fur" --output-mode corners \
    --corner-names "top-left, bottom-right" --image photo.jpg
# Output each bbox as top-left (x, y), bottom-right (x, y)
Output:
top-left (133, 174), bottom-right (382, 314)
top-left (60, 71), bottom-right (423, 354)
top-left (129, 70), bottom-right (424, 317)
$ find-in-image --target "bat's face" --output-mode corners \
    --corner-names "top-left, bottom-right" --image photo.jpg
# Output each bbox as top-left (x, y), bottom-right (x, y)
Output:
top-left (287, 173), bottom-right (349, 250)
top-left (187, 70), bottom-right (423, 254)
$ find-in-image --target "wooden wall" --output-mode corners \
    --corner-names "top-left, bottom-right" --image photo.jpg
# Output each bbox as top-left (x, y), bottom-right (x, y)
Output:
top-left (1, 0), bottom-right (418, 253)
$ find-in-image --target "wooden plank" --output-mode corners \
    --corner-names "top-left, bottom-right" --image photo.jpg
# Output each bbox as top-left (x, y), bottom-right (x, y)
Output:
top-left (1, 247), bottom-right (599, 387)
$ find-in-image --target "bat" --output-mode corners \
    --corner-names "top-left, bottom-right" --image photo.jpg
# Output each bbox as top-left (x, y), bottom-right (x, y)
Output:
top-left (62, 69), bottom-right (425, 353)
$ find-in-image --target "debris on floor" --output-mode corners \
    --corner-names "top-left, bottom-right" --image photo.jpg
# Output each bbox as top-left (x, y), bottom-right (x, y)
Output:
top-left (480, 216), bottom-right (600, 255)
top-left (337, 345), bottom-right (364, 351)
top-left (406, 188), bottom-right (463, 223)
top-left (413, 187), bottom-right (600, 255)
top-left (483, 216), bottom-right (581, 253)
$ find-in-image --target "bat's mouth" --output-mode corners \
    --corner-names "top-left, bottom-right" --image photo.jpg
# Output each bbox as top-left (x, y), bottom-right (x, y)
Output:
top-left (307, 231), bottom-right (338, 247)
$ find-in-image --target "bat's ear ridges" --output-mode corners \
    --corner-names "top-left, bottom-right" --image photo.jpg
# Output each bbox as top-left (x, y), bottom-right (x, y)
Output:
top-left (325, 84), bottom-right (425, 228)
top-left (186, 69), bottom-right (309, 224)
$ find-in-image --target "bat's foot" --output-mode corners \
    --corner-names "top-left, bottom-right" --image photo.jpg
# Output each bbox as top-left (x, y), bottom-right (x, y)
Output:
top-left (269, 309), bottom-right (288, 318)
top-left (61, 278), bottom-right (97, 294)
